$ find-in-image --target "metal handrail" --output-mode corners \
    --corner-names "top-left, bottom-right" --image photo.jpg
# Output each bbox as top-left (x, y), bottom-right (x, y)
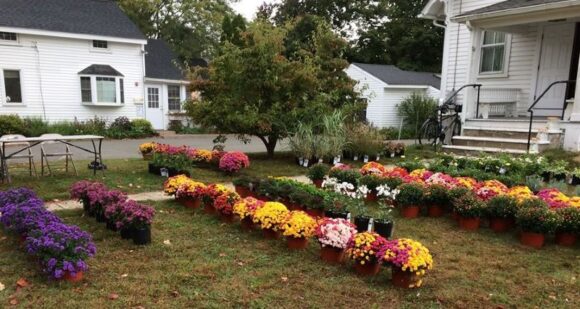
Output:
top-left (526, 80), bottom-right (576, 152)
top-left (443, 84), bottom-right (482, 109)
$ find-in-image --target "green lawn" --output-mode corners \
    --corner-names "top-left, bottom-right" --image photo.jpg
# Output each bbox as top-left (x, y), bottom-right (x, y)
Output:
top-left (0, 154), bottom-right (307, 201)
top-left (0, 200), bottom-right (578, 308)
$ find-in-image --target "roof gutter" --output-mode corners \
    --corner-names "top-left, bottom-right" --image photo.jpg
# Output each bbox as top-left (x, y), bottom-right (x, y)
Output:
top-left (452, 0), bottom-right (580, 23)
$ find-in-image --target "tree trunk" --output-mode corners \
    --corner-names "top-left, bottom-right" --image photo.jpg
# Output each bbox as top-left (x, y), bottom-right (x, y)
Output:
top-left (257, 135), bottom-right (278, 158)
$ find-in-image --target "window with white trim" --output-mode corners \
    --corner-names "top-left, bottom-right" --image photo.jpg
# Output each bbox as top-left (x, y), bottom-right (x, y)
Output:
top-left (0, 32), bottom-right (17, 41)
top-left (168, 85), bottom-right (181, 111)
top-left (92, 40), bottom-right (108, 49)
top-left (480, 31), bottom-right (509, 75)
top-left (79, 76), bottom-right (125, 104)
top-left (3, 70), bottom-right (22, 103)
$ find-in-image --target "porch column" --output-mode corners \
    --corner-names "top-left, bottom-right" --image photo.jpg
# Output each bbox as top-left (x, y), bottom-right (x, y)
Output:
top-left (563, 53), bottom-right (580, 150)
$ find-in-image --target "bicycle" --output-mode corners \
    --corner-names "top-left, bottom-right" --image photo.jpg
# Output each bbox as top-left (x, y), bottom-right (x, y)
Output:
top-left (418, 102), bottom-right (462, 146)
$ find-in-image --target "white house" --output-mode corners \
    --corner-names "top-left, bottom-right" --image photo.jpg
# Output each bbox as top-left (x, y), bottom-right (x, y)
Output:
top-left (421, 0), bottom-right (580, 153)
top-left (346, 63), bottom-right (441, 128)
top-left (0, 0), bottom-right (195, 130)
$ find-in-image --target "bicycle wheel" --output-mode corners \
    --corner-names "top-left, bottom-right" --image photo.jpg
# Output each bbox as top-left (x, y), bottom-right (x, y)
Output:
top-left (418, 119), bottom-right (439, 146)
top-left (449, 117), bottom-right (462, 142)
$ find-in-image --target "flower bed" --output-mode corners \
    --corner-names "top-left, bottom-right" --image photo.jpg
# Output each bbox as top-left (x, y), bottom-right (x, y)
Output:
top-left (70, 181), bottom-right (155, 245)
top-left (139, 142), bottom-right (250, 175)
top-left (0, 188), bottom-right (96, 281)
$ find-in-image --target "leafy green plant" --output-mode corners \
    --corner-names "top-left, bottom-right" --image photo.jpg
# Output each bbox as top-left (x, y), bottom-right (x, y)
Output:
top-left (516, 199), bottom-right (558, 234)
top-left (424, 184), bottom-right (449, 206)
top-left (328, 169), bottom-right (361, 185)
top-left (525, 176), bottom-right (543, 193)
top-left (22, 117), bottom-right (49, 136)
top-left (398, 92), bottom-right (438, 137)
top-left (396, 183), bottom-right (424, 207)
top-left (0, 114), bottom-right (27, 136)
top-left (555, 207), bottom-right (580, 234)
top-left (453, 192), bottom-right (485, 218)
top-left (307, 163), bottom-right (329, 181)
top-left (486, 195), bottom-right (518, 219)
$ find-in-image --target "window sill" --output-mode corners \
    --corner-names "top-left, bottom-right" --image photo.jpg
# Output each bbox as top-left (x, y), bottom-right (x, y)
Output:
top-left (82, 102), bottom-right (124, 107)
top-left (89, 49), bottom-right (112, 54)
top-left (478, 72), bottom-right (509, 79)
top-left (1, 103), bottom-right (25, 107)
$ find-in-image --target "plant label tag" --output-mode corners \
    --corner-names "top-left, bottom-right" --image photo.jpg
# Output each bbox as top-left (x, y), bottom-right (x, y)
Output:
top-left (318, 158), bottom-right (323, 163)
top-left (364, 155), bottom-right (369, 163)
top-left (390, 153), bottom-right (395, 158)
top-left (303, 159), bottom-right (309, 167)
top-left (160, 168), bottom-right (169, 178)
top-left (353, 155), bottom-right (358, 161)
top-left (346, 212), bottom-right (351, 221)
top-left (337, 155), bottom-right (341, 163)
top-left (298, 157), bottom-right (304, 166)
top-left (333, 157), bottom-right (338, 164)
top-left (499, 167), bottom-right (506, 174)
top-left (368, 218), bottom-right (373, 232)
top-left (376, 155), bottom-right (380, 161)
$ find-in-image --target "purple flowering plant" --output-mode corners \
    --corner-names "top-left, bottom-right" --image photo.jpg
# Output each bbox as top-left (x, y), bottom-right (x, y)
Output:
top-left (26, 222), bottom-right (96, 279)
top-left (219, 152), bottom-right (250, 173)
top-left (0, 187), bottom-right (38, 211)
top-left (119, 200), bottom-right (155, 229)
top-left (0, 198), bottom-right (60, 236)
top-left (87, 189), bottom-right (128, 216)
top-left (69, 181), bottom-right (106, 202)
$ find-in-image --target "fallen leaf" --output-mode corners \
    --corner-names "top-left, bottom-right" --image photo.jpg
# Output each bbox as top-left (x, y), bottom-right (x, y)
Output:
top-left (16, 278), bottom-right (29, 288)
top-left (219, 253), bottom-right (226, 257)
top-left (1, 237), bottom-right (6, 241)
top-left (171, 290), bottom-right (180, 297)
top-left (237, 262), bottom-right (244, 266)
top-left (0, 282), bottom-right (5, 291)
top-left (9, 298), bottom-right (18, 306)
top-left (548, 295), bottom-right (557, 300)
top-left (129, 183), bottom-right (134, 187)
top-left (163, 240), bottom-right (171, 246)
top-left (120, 274), bottom-right (128, 278)
top-left (53, 199), bottom-right (60, 202)
top-left (109, 293), bottom-right (119, 300)
top-left (281, 276), bottom-right (288, 282)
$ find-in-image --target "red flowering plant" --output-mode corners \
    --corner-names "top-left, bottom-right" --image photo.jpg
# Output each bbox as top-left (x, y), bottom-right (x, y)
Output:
top-left (346, 232), bottom-right (389, 265)
top-left (233, 197), bottom-right (265, 220)
top-left (203, 184), bottom-right (230, 206)
top-left (385, 167), bottom-right (409, 179)
top-left (536, 188), bottom-right (571, 209)
top-left (515, 199), bottom-right (558, 234)
top-left (360, 162), bottom-right (388, 176)
top-left (214, 190), bottom-right (241, 216)
top-left (474, 180), bottom-right (508, 201)
top-left (175, 181), bottom-right (207, 200)
top-left (219, 152), bottom-right (250, 173)
top-left (555, 207), bottom-right (580, 235)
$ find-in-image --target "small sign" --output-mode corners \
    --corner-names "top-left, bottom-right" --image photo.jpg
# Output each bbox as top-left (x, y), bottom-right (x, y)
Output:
top-left (363, 155), bottom-right (369, 163)
top-left (160, 168), bottom-right (169, 177)
top-left (353, 155), bottom-right (358, 161)
top-left (337, 155), bottom-right (341, 163)
top-left (376, 155), bottom-right (380, 161)
top-left (298, 157), bottom-right (304, 166)
top-left (303, 159), bottom-right (309, 167)
top-left (318, 158), bottom-right (323, 163)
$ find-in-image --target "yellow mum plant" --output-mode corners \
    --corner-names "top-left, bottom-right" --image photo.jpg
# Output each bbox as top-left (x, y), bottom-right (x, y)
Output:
top-left (163, 175), bottom-right (193, 196)
top-left (233, 197), bottom-right (265, 219)
top-left (280, 211), bottom-right (317, 238)
top-left (253, 202), bottom-right (289, 231)
top-left (139, 142), bottom-right (157, 154)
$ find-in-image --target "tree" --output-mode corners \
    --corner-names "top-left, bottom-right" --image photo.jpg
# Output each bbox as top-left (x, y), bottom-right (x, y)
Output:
top-left (185, 20), bottom-right (365, 157)
top-left (117, 0), bottom-right (235, 64)
top-left (221, 14), bottom-right (247, 47)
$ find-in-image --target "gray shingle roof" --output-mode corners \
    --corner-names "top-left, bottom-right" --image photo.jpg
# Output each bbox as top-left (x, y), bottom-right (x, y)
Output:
top-left (145, 39), bottom-right (187, 81)
top-left (352, 63), bottom-right (441, 89)
top-left (0, 0), bottom-right (145, 40)
top-left (456, 0), bottom-right (571, 18)
top-left (79, 64), bottom-right (123, 76)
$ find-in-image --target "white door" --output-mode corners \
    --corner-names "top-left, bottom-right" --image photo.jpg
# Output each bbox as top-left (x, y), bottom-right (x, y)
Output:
top-left (146, 86), bottom-right (164, 129)
top-left (534, 23), bottom-right (575, 116)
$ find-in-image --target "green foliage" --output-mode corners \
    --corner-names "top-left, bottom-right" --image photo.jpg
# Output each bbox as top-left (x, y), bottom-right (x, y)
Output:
top-left (396, 183), bottom-right (424, 207)
top-left (22, 117), bottom-right (49, 137)
top-left (380, 127), bottom-right (415, 140)
top-left (345, 123), bottom-right (384, 157)
top-left (555, 207), bottom-right (580, 233)
top-left (358, 175), bottom-right (384, 191)
top-left (186, 20), bottom-right (365, 156)
top-left (307, 163), bottom-right (330, 181)
top-left (448, 187), bottom-right (471, 204)
top-left (424, 184), bottom-right (449, 206)
top-left (453, 192), bottom-right (485, 218)
top-left (221, 14), bottom-right (247, 47)
top-left (0, 115), bottom-right (26, 136)
top-left (398, 92), bottom-right (438, 137)
top-left (516, 199), bottom-right (558, 234)
top-left (328, 169), bottom-right (361, 185)
top-left (486, 196), bottom-right (519, 219)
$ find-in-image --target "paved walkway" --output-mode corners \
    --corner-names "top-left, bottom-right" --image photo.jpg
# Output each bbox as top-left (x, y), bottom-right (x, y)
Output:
top-left (45, 175), bottom-right (311, 212)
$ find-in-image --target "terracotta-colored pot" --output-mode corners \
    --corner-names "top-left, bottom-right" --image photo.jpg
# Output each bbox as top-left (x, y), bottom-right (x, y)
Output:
top-left (287, 236), bottom-right (309, 250)
top-left (489, 217), bottom-right (514, 233)
top-left (142, 153), bottom-right (153, 161)
top-left (240, 217), bottom-right (254, 231)
top-left (458, 217), bottom-right (480, 231)
top-left (64, 271), bottom-right (84, 283)
top-left (320, 246), bottom-right (345, 264)
top-left (287, 202), bottom-right (302, 211)
top-left (262, 228), bottom-right (280, 239)
top-left (203, 203), bottom-right (217, 215)
top-left (235, 186), bottom-right (249, 198)
top-left (219, 213), bottom-right (235, 223)
top-left (176, 197), bottom-right (187, 206)
top-left (354, 261), bottom-right (381, 276)
top-left (365, 192), bottom-right (378, 203)
top-left (520, 231), bottom-right (545, 249)
top-left (427, 205), bottom-right (444, 217)
top-left (184, 198), bottom-right (201, 209)
top-left (555, 232), bottom-right (577, 247)
top-left (451, 211), bottom-right (459, 221)
top-left (400, 206), bottom-right (420, 218)
top-left (306, 209), bottom-right (324, 218)
top-left (313, 179), bottom-right (323, 188)
top-left (391, 267), bottom-right (422, 289)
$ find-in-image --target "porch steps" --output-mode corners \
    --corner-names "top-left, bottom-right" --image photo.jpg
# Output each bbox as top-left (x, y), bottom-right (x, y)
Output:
top-left (441, 145), bottom-right (528, 155)
top-left (452, 136), bottom-right (550, 151)
top-left (156, 130), bottom-right (177, 137)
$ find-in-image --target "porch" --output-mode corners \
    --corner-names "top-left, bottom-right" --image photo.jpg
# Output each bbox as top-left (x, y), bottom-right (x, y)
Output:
top-left (448, 0), bottom-right (580, 152)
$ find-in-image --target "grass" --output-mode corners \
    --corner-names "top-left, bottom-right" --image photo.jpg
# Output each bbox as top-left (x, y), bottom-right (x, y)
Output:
top-left (0, 154), bottom-right (307, 201)
top-left (0, 201), bottom-right (578, 308)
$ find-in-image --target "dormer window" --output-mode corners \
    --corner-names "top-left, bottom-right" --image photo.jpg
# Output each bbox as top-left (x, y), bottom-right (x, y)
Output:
top-left (0, 32), bottom-right (17, 41)
top-left (92, 40), bottom-right (108, 49)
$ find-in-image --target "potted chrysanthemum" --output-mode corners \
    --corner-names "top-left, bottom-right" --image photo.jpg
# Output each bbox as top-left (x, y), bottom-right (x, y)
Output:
top-left (253, 201), bottom-right (289, 239)
top-left (214, 190), bottom-right (240, 223)
top-left (395, 183), bottom-right (425, 218)
top-left (280, 211), bottom-right (317, 249)
top-left (453, 193), bottom-right (486, 231)
top-left (554, 207), bottom-right (579, 246)
top-left (315, 218), bottom-right (357, 264)
top-left (379, 238), bottom-right (433, 289)
top-left (308, 163), bottom-right (330, 188)
top-left (120, 200), bottom-right (155, 245)
top-left (175, 181), bottom-right (206, 209)
top-left (486, 195), bottom-right (518, 233)
top-left (424, 184), bottom-right (449, 217)
top-left (233, 197), bottom-right (265, 231)
top-left (516, 199), bottom-right (557, 248)
top-left (139, 142), bottom-right (157, 160)
top-left (346, 232), bottom-right (388, 276)
top-left (203, 184), bottom-right (230, 215)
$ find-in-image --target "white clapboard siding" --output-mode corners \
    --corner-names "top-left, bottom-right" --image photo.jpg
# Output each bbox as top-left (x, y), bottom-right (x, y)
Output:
top-left (0, 33), bottom-right (144, 123)
top-left (443, 0), bottom-right (543, 116)
top-left (346, 64), bottom-right (438, 128)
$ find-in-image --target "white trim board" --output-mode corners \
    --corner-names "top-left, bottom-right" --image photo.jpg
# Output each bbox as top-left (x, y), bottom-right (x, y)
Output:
top-left (0, 26), bottom-right (147, 45)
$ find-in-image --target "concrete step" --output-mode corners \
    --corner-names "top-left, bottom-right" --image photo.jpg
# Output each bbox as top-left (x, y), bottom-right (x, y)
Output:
top-left (157, 130), bottom-right (177, 137)
top-left (452, 136), bottom-right (551, 151)
top-left (462, 126), bottom-right (562, 142)
top-left (464, 118), bottom-right (551, 130)
top-left (442, 145), bottom-right (530, 155)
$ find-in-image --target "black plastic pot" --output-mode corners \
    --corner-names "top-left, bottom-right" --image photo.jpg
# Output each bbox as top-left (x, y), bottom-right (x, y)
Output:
top-left (541, 172), bottom-right (551, 183)
top-left (553, 173), bottom-right (566, 181)
top-left (324, 210), bottom-right (349, 220)
top-left (120, 227), bottom-right (134, 240)
top-left (374, 220), bottom-right (394, 239)
top-left (571, 176), bottom-right (580, 186)
top-left (354, 216), bottom-right (371, 233)
top-left (148, 163), bottom-right (161, 175)
top-left (96, 212), bottom-right (106, 223)
top-left (132, 226), bottom-right (152, 245)
top-left (82, 199), bottom-right (90, 213)
top-left (106, 220), bottom-right (119, 232)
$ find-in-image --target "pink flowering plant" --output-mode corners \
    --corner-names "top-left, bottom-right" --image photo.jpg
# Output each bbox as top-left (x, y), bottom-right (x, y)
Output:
top-left (119, 200), bottom-right (156, 229)
top-left (425, 172), bottom-right (457, 189)
top-left (219, 151), bottom-right (250, 173)
top-left (315, 218), bottom-right (358, 249)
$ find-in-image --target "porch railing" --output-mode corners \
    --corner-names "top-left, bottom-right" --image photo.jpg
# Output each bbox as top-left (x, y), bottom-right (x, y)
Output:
top-left (444, 83), bottom-right (482, 108)
top-left (526, 80), bottom-right (576, 152)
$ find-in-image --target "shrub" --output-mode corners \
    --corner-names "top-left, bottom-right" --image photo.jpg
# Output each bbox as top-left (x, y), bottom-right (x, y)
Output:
top-left (328, 169), bottom-right (361, 185)
top-left (516, 199), bottom-right (558, 234)
top-left (486, 195), bottom-right (519, 219)
top-left (109, 116), bottom-right (133, 131)
top-left (398, 93), bottom-right (438, 137)
top-left (131, 119), bottom-right (156, 137)
top-left (308, 163), bottom-right (330, 181)
top-left (0, 114), bottom-right (27, 136)
top-left (396, 183), bottom-right (425, 207)
top-left (23, 117), bottom-right (49, 136)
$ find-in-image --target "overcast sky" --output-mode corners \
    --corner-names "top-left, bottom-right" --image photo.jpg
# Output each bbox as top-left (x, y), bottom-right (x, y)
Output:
top-left (232, 0), bottom-right (279, 20)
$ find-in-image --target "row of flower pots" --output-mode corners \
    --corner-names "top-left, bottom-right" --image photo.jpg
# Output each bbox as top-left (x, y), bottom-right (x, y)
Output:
top-left (70, 181), bottom-right (155, 246)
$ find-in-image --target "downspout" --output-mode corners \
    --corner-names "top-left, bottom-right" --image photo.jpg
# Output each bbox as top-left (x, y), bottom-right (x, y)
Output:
top-left (32, 41), bottom-right (47, 120)
top-left (433, 20), bottom-right (446, 29)
top-left (452, 0), bottom-right (463, 90)
top-left (141, 45), bottom-right (147, 121)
